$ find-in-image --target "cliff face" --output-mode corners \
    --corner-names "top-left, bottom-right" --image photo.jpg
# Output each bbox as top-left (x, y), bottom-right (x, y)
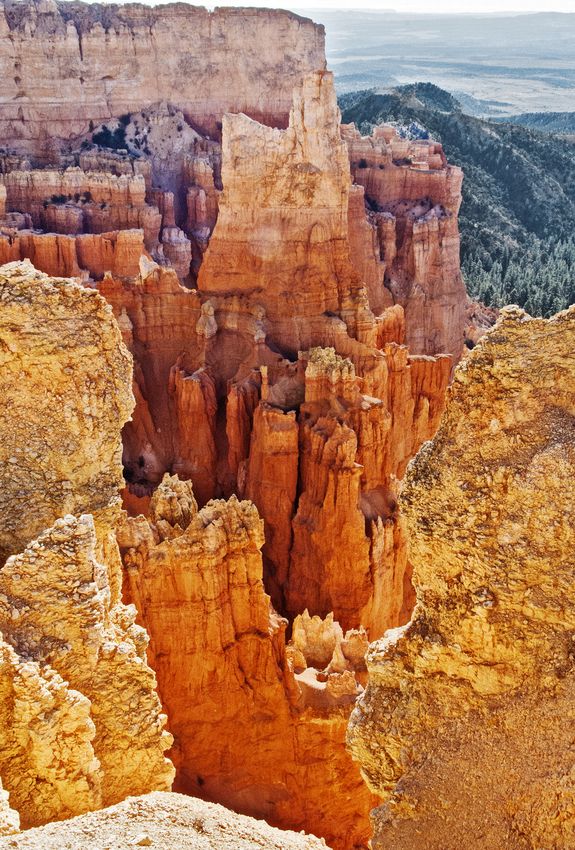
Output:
top-left (198, 71), bottom-right (361, 353)
top-left (348, 306), bottom-right (575, 850)
top-left (89, 69), bottom-right (457, 846)
top-left (0, 0), bottom-right (325, 151)
top-left (0, 260), bottom-right (132, 562)
top-left (0, 228), bottom-right (145, 279)
top-left (343, 124), bottom-right (466, 361)
top-left (0, 261), bottom-right (174, 828)
top-left (0, 515), bottom-right (174, 827)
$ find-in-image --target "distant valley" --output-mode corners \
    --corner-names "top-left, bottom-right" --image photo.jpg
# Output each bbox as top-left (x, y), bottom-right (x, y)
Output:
top-left (304, 9), bottom-right (575, 117)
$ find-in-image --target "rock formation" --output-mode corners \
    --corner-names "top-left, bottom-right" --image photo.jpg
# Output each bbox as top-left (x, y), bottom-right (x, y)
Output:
top-left (343, 124), bottom-right (466, 361)
top-left (0, 4), bottom-right (473, 847)
top-left (0, 0), bottom-right (326, 152)
top-left (0, 260), bottom-right (133, 561)
top-left (119, 475), bottom-right (375, 850)
top-left (198, 71), bottom-right (365, 353)
top-left (0, 228), bottom-right (145, 279)
top-left (348, 305), bottom-right (575, 850)
top-left (0, 792), bottom-right (331, 849)
top-left (0, 260), bottom-right (174, 828)
top-left (0, 168), bottom-right (161, 248)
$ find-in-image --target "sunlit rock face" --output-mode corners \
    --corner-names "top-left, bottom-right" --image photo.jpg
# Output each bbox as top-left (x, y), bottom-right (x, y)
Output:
top-left (348, 306), bottom-right (575, 850)
top-left (0, 260), bottom-right (173, 829)
top-left (343, 123), bottom-right (466, 363)
top-left (119, 475), bottom-right (376, 850)
top-left (0, 260), bottom-right (132, 562)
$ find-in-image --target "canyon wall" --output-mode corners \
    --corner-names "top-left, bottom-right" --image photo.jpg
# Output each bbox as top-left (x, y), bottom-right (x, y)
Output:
top-left (101, 73), bottom-right (452, 644)
top-left (343, 124), bottom-right (466, 361)
top-left (0, 259), bottom-right (132, 561)
top-left (0, 228), bottom-right (144, 279)
top-left (348, 305), bottom-right (575, 850)
top-left (98, 71), bottom-right (455, 847)
top-left (0, 0), bottom-right (325, 152)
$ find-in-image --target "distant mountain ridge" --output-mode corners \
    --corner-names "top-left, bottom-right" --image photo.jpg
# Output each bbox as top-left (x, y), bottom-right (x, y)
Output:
top-left (494, 112), bottom-right (575, 135)
top-left (340, 83), bottom-right (575, 315)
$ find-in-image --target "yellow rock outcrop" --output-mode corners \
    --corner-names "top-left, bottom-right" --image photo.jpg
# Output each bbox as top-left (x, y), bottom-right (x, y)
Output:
top-left (0, 260), bottom-right (174, 829)
top-left (348, 305), bottom-right (575, 850)
top-left (0, 259), bottom-right (132, 563)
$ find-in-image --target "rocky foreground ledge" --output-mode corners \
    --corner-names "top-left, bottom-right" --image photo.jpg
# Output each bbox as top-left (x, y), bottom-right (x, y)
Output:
top-left (0, 792), bottom-right (329, 849)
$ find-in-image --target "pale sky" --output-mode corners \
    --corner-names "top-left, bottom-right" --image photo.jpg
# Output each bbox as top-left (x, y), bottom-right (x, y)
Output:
top-left (208, 0), bottom-right (575, 11)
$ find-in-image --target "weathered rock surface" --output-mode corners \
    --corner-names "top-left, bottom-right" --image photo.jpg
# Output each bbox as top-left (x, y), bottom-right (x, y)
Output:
top-left (0, 260), bottom-right (133, 562)
top-left (0, 631), bottom-right (99, 829)
top-left (0, 519), bottom-right (174, 829)
top-left (120, 476), bottom-right (375, 850)
top-left (0, 228), bottom-right (145, 279)
top-left (0, 7), bottom-right (473, 847)
top-left (198, 70), bottom-right (368, 355)
top-left (0, 0), bottom-right (325, 152)
top-left (1, 169), bottom-right (161, 248)
top-left (0, 259), bottom-right (174, 828)
top-left (0, 792), bottom-right (330, 849)
top-left (343, 123), bottom-right (466, 361)
top-left (348, 306), bottom-right (575, 850)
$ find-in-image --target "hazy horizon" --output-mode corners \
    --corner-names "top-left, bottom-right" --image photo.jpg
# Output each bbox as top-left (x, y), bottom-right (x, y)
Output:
top-left (208, 1), bottom-right (575, 12)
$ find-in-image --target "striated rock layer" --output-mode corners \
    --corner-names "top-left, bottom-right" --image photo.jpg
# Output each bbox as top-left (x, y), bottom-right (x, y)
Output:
top-left (348, 306), bottom-right (575, 850)
top-left (0, 228), bottom-right (145, 280)
top-left (0, 260), bottom-right (174, 829)
top-left (0, 0), bottom-right (325, 152)
top-left (104, 72), bottom-right (453, 641)
top-left (343, 123), bottom-right (466, 362)
top-left (92, 69), bottom-right (459, 847)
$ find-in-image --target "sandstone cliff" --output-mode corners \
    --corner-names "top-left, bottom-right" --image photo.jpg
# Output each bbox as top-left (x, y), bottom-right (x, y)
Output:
top-left (0, 5), bottom-right (474, 846)
top-left (0, 260), bottom-right (174, 828)
top-left (198, 70), bottom-right (366, 354)
top-left (90, 72), bottom-right (460, 846)
top-left (348, 305), bottom-right (575, 850)
top-left (0, 0), bottom-right (325, 152)
top-left (0, 260), bottom-right (132, 562)
top-left (0, 228), bottom-right (145, 279)
top-left (343, 123), bottom-right (466, 361)
top-left (0, 168), bottom-right (161, 248)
